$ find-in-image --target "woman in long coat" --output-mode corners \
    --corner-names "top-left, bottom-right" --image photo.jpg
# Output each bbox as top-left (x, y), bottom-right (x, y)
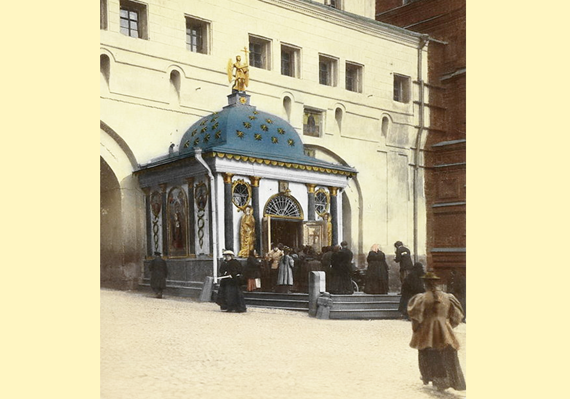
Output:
top-left (244, 249), bottom-right (261, 292)
top-left (328, 243), bottom-right (354, 294)
top-left (398, 262), bottom-right (426, 318)
top-left (149, 251), bottom-right (168, 298)
top-left (407, 272), bottom-right (466, 392)
top-left (216, 250), bottom-right (247, 312)
top-left (276, 247), bottom-right (295, 293)
top-left (364, 244), bottom-right (389, 294)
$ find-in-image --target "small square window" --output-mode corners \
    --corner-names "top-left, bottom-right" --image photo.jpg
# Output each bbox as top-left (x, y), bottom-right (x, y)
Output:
top-left (346, 62), bottom-right (363, 93)
top-left (120, 0), bottom-right (148, 39)
top-left (249, 35), bottom-right (271, 70)
top-left (319, 55), bottom-right (337, 87)
top-left (326, 0), bottom-right (342, 9)
top-left (393, 74), bottom-right (411, 103)
top-left (303, 108), bottom-right (323, 137)
top-left (281, 44), bottom-right (300, 78)
top-left (186, 17), bottom-right (209, 54)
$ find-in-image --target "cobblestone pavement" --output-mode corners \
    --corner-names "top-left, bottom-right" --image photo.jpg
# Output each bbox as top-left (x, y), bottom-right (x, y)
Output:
top-left (101, 289), bottom-right (466, 399)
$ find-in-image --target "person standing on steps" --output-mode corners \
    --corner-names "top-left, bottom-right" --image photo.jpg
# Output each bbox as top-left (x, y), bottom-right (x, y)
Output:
top-left (394, 241), bottom-right (414, 289)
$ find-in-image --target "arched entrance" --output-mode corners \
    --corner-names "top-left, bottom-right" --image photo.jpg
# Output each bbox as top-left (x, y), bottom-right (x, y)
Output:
top-left (100, 122), bottom-right (144, 290)
top-left (263, 194), bottom-right (304, 250)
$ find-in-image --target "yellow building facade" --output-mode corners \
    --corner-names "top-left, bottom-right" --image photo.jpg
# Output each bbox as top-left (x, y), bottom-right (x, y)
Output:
top-left (100, 0), bottom-right (430, 291)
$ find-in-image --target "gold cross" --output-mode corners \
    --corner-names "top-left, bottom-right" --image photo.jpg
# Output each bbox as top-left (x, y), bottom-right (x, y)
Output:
top-left (241, 46), bottom-right (250, 57)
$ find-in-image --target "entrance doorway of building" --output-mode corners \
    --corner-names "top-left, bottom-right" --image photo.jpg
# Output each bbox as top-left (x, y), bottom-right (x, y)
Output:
top-left (270, 218), bottom-right (302, 249)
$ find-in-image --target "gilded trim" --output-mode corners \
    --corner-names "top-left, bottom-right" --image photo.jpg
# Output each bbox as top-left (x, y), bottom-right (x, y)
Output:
top-left (211, 151), bottom-right (355, 177)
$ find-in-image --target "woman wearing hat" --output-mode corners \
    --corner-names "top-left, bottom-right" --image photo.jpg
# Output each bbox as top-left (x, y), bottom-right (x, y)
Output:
top-left (407, 271), bottom-right (466, 392)
top-left (216, 250), bottom-right (247, 313)
top-left (276, 246), bottom-right (295, 293)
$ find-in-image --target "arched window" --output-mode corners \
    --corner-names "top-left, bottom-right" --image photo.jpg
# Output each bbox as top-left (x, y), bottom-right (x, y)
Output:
top-left (169, 70), bottom-right (181, 105)
top-left (283, 96), bottom-right (292, 122)
top-left (264, 194), bottom-right (303, 219)
top-left (381, 116), bottom-right (390, 138)
top-left (100, 54), bottom-right (110, 90)
top-left (335, 107), bottom-right (343, 134)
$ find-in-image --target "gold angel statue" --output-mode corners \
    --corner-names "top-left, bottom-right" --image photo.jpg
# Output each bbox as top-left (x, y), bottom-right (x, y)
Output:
top-left (227, 54), bottom-right (249, 92)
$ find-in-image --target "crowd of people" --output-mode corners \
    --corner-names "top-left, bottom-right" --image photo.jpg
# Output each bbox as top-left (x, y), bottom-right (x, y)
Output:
top-left (149, 241), bottom-right (466, 392)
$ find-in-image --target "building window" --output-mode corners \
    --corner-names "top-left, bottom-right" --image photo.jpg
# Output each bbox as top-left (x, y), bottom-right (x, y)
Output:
top-left (393, 74), bottom-right (410, 103)
top-left (100, 54), bottom-right (110, 90)
top-left (319, 55), bottom-right (337, 86)
top-left (303, 108), bottom-right (323, 137)
top-left (249, 35), bottom-right (271, 70)
top-left (120, 0), bottom-right (148, 39)
top-left (346, 62), bottom-right (363, 93)
top-left (100, 0), bottom-right (108, 30)
top-left (315, 188), bottom-right (330, 217)
top-left (186, 17), bottom-right (209, 54)
top-left (326, 0), bottom-right (342, 9)
top-left (281, 44), bottom-right (300, 78)
top-left (232, 180), bottom-right (252, 210)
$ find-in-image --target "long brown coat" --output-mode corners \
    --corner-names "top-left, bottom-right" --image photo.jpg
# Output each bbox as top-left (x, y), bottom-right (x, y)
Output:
top-left (407, 289), bottom-right (464, 350)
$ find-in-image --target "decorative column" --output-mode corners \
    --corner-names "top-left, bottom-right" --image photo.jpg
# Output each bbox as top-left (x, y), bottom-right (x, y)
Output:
top-left (329, 187), bottom-right (339, 246)
top-left (159, 183), bottom-right (168, 257)
top-left (223, 173), bottom-right (234, 251)
top-left (306, 184), bottom-right (316, 221)
top-left (186, 177), bottom-right (196, 256)
top-left (249, 176), bottom-right (262, 254)
top-left (143, 187), bottom-right (152, 258)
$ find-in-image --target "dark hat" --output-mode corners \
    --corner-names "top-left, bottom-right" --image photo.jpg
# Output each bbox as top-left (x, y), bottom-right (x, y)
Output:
top-left (421, 271), bottom-right (441, 280)
top-left (154, 251), bottom-right (162, 256)
top-left (340, 241), bottom-right (348, 247)
top-left (394, 241), bottom-right (403, 247)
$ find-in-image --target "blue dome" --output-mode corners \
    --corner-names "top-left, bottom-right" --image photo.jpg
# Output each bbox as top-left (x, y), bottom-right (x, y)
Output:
top-left (180, 94), bottom-right (306, 162)
top-left (172, 92), bottom-right (356, 176)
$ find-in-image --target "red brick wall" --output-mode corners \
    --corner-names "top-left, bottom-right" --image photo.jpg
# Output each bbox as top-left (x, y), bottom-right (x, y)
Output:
top-left (376, 0), bottom-right (466, 276)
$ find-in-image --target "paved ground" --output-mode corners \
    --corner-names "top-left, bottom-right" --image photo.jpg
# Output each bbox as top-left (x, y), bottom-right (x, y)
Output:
top-left (101, 288), bottom-right (466, 399)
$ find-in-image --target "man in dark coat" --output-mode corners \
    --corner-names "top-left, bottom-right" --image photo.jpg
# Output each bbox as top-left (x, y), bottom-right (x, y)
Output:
top-left (394, 241), bottom-right (414, 287)
top-left (149, 251), bottom-right (168, 298)
top-left (216, 250), bottom-right (247, 313)
top-left (398, 262), bottom-right (426, 318)
top-left (329, 241), bottom-right (354, 294)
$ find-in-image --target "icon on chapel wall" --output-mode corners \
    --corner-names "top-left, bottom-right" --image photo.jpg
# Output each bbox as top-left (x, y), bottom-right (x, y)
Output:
top-left (167, 187), bottom-right (188, 257)
top-left (194, 182), bottom-right (209, 211)
top-left (150, 192), bottom-right (162, 217)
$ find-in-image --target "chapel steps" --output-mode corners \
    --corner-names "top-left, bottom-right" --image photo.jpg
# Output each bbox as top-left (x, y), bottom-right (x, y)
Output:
top-left (242, 292), bottom-right (309, 311)
top-left (242, 291), bottom-right (403, 319)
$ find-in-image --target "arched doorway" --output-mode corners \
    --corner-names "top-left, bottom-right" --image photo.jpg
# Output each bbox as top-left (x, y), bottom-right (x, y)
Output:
top-left (263, 194), bottom-right (304, 251)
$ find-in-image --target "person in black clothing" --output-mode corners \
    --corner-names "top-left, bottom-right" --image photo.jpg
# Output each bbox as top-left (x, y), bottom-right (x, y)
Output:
top-left (244, 249), bottom-right (262, 292)
top-left (149, 251), bottom-right (168, 298)
top-left (216, 250), bottom-right (247, 313)
top-left (447, 268), bottom-right (466, 322)
top-left (364, 244), bottom-right (389, 294)
top-left (394, 241), bottom-right (414, 286)
top-left (328, 241), bottom-right (354, 294)
top-left (398, 262), bottom-right (426, 319)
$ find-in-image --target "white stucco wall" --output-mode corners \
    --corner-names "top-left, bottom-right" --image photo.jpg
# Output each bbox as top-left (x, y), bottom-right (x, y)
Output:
top-left (101, 0), bottom-right (428, 263)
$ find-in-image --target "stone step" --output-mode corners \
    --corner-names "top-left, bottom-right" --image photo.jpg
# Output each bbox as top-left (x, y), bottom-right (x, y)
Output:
top-left (329, 309), bottom-right (403, 320)
top-left (243, 292), bottom-right (309, 301)
top-left (330, 293), bottom-right (401, 303)
top-left (243, 292), bottom-right (309, 310)
top-left (138, 283), bottom-right (203, 299)
top-left (330, 301), bottom-right (400, 310)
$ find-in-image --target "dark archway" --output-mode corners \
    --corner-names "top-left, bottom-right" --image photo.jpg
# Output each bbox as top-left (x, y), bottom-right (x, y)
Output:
top-left (100, 157), bottom-right (124, 288)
